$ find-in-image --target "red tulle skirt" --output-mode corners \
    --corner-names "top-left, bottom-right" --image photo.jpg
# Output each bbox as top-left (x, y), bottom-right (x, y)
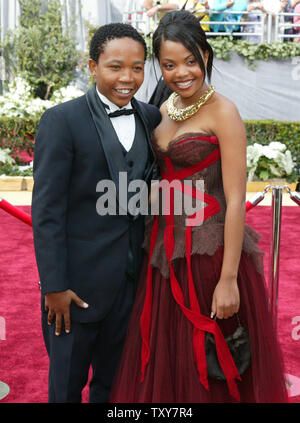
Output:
top-left (110, 247), bottom-right (288, 403)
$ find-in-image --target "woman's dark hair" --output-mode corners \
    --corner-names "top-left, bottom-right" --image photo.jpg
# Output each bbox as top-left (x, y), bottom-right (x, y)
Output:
top-left (90, 23), bottom-right (147, 63)
top-left (152, 10), bottom-right (214, 82)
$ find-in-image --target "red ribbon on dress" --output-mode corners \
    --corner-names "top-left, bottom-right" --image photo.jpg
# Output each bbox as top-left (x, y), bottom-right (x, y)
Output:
top-left (140, 140), bottom-right (242, 402)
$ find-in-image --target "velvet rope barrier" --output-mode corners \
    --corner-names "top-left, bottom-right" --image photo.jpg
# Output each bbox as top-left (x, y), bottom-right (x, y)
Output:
top-left (0, 183), bottom-right (285, 229)
top-left (285, 185), bottom-right (300, 207)
top-left (0, 188), bottom-right (266, 230)
top-left (246, 185), bottom-right (270, 212)
top-left (0, 197), bottom-right (32, 227)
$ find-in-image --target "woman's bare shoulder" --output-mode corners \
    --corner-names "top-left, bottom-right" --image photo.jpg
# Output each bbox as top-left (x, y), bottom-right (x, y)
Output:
top-left (209, 92), bottom-right (245, 138)
top-left (212, 92), bottom-right (240, 118)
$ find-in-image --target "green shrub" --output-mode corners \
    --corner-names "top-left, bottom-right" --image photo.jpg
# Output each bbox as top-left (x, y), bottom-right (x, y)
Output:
top-left (1, 0), bottom-right (81, 100)
top-left (1, 118), bottom-right (298, 181)
top-left (144, 36), bottom-right (300, 68)
top-left (244, 120), bottom-right (300, 166)
top-left (0, 116), bottom-right (37, 155)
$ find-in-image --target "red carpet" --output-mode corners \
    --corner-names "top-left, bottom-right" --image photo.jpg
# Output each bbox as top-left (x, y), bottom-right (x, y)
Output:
top-left (0, 205), bottom-right (299, 403)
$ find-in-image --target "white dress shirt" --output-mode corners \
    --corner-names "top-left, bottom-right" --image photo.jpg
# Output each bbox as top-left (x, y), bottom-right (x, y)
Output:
top-left (96, 89), bottom-right (136, 152)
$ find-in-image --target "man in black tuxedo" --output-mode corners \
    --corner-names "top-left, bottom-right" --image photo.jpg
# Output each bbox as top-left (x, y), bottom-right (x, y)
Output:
top-left (32, 23), bottom-right (161, 403)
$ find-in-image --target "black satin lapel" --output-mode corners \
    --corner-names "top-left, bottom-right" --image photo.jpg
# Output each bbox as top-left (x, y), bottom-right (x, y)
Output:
top-left (131, 98), bottom-right (156, 208)
top-left (86, 86), bottom-right (128, 213)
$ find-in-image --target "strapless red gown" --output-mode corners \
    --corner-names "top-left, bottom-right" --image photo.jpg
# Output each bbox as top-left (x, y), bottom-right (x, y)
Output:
top-left (110, 133), bottom-right (288, 403)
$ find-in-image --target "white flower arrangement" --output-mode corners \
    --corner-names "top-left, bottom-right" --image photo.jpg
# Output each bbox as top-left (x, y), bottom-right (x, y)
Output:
top-left (0, 147), bottom-right (16, 165)
top-left (247, 142), bottom-right (296, 182)
top-left (0, 76), bottom-right (84, 119)
top-left (0, 77), bottom-right (85, 177)
top-left (0, 146), bottom-right (34, 177)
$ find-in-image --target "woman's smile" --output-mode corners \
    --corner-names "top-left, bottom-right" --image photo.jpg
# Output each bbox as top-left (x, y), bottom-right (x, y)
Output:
top-left (174, 79), bottom-right (194, 90)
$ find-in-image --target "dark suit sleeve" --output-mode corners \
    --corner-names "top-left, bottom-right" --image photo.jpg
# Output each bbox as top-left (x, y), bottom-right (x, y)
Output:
top-left (31, 107), bottom-right (73, 295)
top-left (147, 104), bottom-right (162, 131)
top-left (138, 102), bottom-right (162, 132)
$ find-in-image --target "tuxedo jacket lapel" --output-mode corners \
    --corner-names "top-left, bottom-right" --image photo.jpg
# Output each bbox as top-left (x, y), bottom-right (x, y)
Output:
top-left (131, 97), bottom-right (156, 181)
top-left (131, 98), bottom-right (157, 205)
top-left (86, 85), bottom-right (129, 214)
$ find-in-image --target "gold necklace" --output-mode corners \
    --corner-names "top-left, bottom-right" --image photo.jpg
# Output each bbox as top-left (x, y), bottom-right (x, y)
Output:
top-left (166, 85), bottom-right (215, 121)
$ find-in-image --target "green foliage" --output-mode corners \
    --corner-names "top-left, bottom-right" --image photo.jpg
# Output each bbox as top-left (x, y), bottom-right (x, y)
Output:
top-left (244, 120), bottom-right (300, 165)
top-left (0, 115), bottom-right (37, 157)
top-left (230, 40), bottom-right (300, 70)
top-left (1, 0), bottom-right (81, 99)
top-left (1, 117), bottom-right (298, 181)
top-left (145, 35), bottom-right (300, 68)
top-left (209, 38), bottom-right (300, 69)
top-left (0, 161), bottom-right (33, 176)
top-left (257, 156), bottom-right (295, 182)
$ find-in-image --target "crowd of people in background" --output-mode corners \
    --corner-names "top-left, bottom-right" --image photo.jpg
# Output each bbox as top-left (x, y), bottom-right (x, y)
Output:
top-left (141, 0), bottom-right (300, 41)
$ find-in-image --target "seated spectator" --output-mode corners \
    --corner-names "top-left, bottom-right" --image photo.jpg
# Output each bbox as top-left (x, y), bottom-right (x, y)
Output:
top-left (243, 1), bottom-right (266, 43)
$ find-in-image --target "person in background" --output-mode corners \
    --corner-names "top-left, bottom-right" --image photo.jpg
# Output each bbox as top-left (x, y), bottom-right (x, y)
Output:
top-left (142, 0), bottom-right (179, 18)
top-left (143, 1), bottom-right (211, 31)
top-left (279, 0), bottom-right (297, 42)
top-left (294, 1), bottom-right (300, 41)
top-left (208, 1), bottom-right (236, 33)
top-left (242, 1), bottom-right (266, 43)
top-left (223, 0), bottom-right (248, 38)
top-left (193, 1), bottom-right (211, 32)
top-left (178, 1), bottom-right (211, 31)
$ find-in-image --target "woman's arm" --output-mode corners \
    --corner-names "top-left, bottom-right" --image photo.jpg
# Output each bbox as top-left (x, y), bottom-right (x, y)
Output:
top-left (212, 0), bottom-right (235, 12)
top-left (210, 98), bottom-right (247, 319)
top-left (146, 2), bottom-right (179, 17)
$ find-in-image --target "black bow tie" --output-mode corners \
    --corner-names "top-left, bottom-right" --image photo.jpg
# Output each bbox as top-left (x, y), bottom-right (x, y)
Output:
top-left (102, 101), bottom-right (135, 118)
top-left (108, 109), bottom-right (136, 118)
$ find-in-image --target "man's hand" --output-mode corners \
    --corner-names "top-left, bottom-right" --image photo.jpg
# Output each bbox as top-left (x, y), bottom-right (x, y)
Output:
top-left (45, 290), bottom-right (89, 336)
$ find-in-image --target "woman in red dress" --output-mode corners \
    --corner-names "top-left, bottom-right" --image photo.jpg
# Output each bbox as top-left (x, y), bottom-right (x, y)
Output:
top-left (110, 10), bottom-right (288, 403)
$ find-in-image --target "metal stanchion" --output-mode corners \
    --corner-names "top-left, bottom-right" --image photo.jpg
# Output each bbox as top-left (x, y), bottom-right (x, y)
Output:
top-left (268, 186), bottom-right (284, 332)
top-left (0, 381), bottom-right (10, 401)
top-left (285, 185), bottom-right (300, 206)
top-left (268, 184), bottom-right (300, 332)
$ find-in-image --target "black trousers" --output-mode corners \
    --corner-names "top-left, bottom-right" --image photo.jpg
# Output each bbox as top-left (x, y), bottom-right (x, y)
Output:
top-left (41, 272), bottom-right (134, 403)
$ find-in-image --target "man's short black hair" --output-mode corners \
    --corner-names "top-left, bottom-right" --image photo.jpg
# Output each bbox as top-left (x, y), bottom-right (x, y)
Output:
top-left (90, 23), bottom-right (147, 63)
